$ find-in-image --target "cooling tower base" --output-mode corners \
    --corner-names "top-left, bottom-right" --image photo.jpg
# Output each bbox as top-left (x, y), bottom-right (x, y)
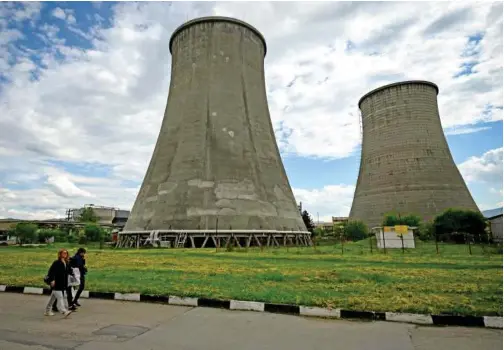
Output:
top-left (117, 230), bottom-right (312, 249)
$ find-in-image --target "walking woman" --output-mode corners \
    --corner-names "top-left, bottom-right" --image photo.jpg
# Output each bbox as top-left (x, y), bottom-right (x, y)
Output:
top-left (45, 249), bottom-right (72, 317)
top-left (52, 249), bottom-right (77, 312)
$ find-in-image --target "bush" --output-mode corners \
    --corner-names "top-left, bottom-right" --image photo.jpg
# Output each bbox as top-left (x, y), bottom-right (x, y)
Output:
top-left (67, 235), bottom-right (78, 244)
top-left (383, 214), bottom-right (399, 226)
top-left (434, 208), bottom-right (487, 243)
top-left (78, 235), bottom-right (88, 245)
top-left (312, 227), bottom-right (324, 239)
top-left (383, 213), bottom-right (421, 227)
top-left (38, 229), bottom-right (66, 243)
top-left (417, 222), bottom-right (435, 241)
top-left (344, 221), bottom-right (368, 242)
top-left (102, 229), bottom-right (112, 242)
top-left (401, 214), bottom-right (422, 227)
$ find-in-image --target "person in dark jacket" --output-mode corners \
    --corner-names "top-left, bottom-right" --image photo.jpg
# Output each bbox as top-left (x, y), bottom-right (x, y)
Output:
top-left (71, 247), bottom-right (87, 307)
top-left (45, 249), bottom-right (72, 317)
top-left (52, 253), bottom-right (76, 312)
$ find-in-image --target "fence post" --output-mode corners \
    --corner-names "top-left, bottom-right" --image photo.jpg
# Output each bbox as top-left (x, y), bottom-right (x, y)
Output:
top-left (382, 228), bottom-right (387, 255)
top-left (341, 232), bottom-right (344, 255)
top-left (260, 225), bottom-right (264, 252)
top-left (435, 232), bottom-right (439, 255)
top-left (466, 233), bottom-right (472, 255)
top-left (215, 217), bottom-right (219, 253)
top-left (369, 232), bottom-right (373, 254)
top-left (400, 234), bottom-right (404, 254)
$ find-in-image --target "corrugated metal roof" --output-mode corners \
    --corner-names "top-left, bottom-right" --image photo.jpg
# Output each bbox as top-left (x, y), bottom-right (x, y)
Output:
top-left (482, 207), bottom-right (503, 219)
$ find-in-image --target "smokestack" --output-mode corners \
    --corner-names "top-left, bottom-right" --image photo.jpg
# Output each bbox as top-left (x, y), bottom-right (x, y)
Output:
top-left (124, 17), bottom-right (306, 233)
top-left (349, 80), bottom-right (480, 228)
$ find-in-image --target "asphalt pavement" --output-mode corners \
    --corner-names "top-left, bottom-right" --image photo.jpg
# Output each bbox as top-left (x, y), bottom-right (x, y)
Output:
top-left (0, 293), bottom-right (501, 350)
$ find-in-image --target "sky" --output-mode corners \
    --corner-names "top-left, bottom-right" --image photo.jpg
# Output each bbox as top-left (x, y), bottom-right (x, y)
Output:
top-left (0, 1), bottom-right (502, 223)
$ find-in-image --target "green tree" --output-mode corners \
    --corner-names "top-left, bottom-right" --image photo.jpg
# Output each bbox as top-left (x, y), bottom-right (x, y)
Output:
top-left (344, 221), bottom-right (368, 241)
top-left (79, 207), bottom-right (99, 223)
top-left (301, 210), bottom-right (315, 233)
top-left (84, 224), bottom-right (104, 242)
top-left (333, 224), bottom-right (345, 238)
top-left (14, 222), bottom-right (38, 245)
top-left (434, 208), bottom-right (487, 243)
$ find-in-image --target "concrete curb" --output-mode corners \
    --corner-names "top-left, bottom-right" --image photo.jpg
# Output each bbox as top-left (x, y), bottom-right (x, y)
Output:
top-left (168, 295), bottom-right (198, 307)
top-left (230, 300), bottom-right (264, 312)
top-left (114, 293), bottom-right (141, 302)
top-left (23, 287), bottom-right (44, 295)
top-left (1, 285), bottom-right (501, 329)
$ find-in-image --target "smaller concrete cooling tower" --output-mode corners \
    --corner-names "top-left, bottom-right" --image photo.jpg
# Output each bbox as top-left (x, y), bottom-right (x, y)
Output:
top-left (349, 80), bottom-right (480, 229)
top-left (124, 16), bottom-right (306, 234)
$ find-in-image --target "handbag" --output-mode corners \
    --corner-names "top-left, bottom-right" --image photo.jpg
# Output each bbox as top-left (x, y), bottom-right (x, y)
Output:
top-left (68, 274), bottom-right (78, 286)
top-left (68, 267), bottom-right (81, 286)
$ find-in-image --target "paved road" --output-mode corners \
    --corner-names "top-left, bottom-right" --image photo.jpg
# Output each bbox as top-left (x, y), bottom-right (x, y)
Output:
top-left (0, 294), bottom-right (501, 350)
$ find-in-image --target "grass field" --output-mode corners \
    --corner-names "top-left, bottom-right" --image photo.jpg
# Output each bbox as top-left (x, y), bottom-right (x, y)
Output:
top-left (0, 241), bottom-right (501, 316)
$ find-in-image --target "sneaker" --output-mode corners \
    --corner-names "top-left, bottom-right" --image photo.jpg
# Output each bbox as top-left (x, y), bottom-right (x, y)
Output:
top-left (74, 301), bottom-right (81, 307)
top-left (63, 310), bottom-right (72, 318)
top-left (44, 311), bottom-right (55, 316)
top-left (69, 305), bottom-right (77, 311)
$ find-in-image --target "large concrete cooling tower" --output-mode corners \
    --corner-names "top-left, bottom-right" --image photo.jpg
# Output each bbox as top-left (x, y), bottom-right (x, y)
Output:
top-left (123, 16), bottom-right (307, 241)
top-left (349, 80), bottom-right (480, 229)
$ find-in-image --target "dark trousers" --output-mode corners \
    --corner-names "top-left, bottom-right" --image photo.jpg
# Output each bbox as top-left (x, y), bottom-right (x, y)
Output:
top-left (52, 287), bottom-right (73, 310)
top-left (73, 275), bottom-right (85, 303)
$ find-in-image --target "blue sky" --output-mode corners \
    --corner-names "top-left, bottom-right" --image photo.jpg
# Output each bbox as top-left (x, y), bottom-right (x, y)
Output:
top-left (0, 2), bottom-right (502, 222)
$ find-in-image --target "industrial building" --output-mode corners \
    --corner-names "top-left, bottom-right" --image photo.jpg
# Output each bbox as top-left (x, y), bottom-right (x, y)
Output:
top-left (349, 80), bottom-right (480, 229)
top-left (66, 204), bottom-right (130, 228)
top-left (483, 207), bottom-right (503, 243)
top-left (120, 16), bottom-right (309, 248)
top-left (315, 217), bottom-right (349, 231)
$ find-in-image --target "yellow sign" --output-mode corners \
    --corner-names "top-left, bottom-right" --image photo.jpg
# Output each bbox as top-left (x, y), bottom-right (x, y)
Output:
top-left (395, 225), bottom-right (408, 235)
top-left (384, 226), bottom-right (393, 233)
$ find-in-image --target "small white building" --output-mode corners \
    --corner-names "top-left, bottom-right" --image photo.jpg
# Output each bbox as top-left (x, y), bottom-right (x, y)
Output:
top-left (489, 214), bottom-right (503, 243)
top-left (372, 225), bottom-right (416, 249)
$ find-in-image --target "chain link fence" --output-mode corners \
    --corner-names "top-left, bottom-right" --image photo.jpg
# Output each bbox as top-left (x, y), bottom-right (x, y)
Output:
top-left (312, 231), bottom-right (503, 256)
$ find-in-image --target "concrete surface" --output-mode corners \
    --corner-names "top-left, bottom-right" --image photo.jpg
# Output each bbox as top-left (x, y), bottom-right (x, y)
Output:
top-left (0, 294), bottom-right (501, 350)
top-left (350, 80), bottom-right (480, 228)
top-left (125, 16), bottom-right (306, 232)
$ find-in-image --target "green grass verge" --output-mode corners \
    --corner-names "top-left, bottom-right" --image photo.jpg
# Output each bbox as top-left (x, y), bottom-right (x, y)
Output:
top-left (0, 241), bottom-right (501, 316)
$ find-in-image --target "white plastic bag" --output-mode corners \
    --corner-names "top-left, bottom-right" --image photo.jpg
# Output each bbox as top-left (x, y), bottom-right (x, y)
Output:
top-left (68, 267), bottom-right (81, 287)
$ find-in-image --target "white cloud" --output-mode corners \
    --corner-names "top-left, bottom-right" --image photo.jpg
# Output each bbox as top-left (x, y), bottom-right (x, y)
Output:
top-left (0, 173), bottom-right (139, 220)
top-left (46, 173), bottom-right (94, 198)
top-left (445, 125), bottom-right (492, 135)
top-left (51, 7), bottom-right (66, 20)
top-left (51, 7), bottom-right (77, 25)
top-left (0, 2), bottom-right (502, 219)
top-left (67, 14), bottom-right (76, 25)
top-left (458, 147), bottom-right (503, 184)
top-left (293, 184), bottom-right (355, 222)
